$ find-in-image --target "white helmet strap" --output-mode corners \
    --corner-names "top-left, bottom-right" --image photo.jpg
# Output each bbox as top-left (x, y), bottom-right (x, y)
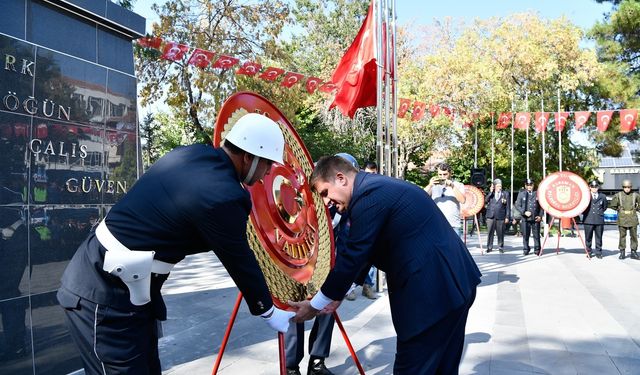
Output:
top-left (243, 155), bottom-right (261, 184)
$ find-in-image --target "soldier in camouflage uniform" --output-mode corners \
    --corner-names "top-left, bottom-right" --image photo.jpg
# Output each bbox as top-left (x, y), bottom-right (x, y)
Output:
top-left (609, 180), bottom-right (640, 259)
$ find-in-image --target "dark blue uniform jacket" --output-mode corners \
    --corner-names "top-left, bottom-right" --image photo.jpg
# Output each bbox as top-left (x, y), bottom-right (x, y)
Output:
top-left (58, 144), bottom-right (272, 319)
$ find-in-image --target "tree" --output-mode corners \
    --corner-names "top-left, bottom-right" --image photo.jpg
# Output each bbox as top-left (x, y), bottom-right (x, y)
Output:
top-left (135, 0), bottom-right (290, 145)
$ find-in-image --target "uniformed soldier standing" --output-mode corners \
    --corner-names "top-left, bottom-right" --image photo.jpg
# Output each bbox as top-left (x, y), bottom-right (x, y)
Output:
top-left (609, 179), bottom-right (640, 260)
top-left (57, 113), bottom-right (295, 374)
top-left (515, 178), bottom-right (543, 255)
top-left (582, 180), bottom-right (608, 259)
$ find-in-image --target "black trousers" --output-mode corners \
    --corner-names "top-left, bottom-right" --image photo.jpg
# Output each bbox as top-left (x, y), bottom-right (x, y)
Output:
top-left (521, 220), bottom-right (541, 251)
top-left (285, 312), bottom-right (335, 368)
top-left (393, 289), bottom-right (476, 375)
top-left (583, 224), bottom-right (604, 253)
top-left (486, 218), bottom-right (505, 249)
top-left (60, 293), bottom-right (161, 375)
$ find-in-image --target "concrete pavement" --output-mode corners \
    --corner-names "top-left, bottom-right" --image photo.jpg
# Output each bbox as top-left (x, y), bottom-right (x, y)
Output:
top-left (159, 226), bottom-right (640, 374)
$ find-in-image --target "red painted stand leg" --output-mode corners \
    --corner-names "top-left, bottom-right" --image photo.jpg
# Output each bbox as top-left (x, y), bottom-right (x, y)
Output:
top-left (333, 312), bottom-right (366, 375)
top-left (539, 216), bottom-right (554, 256)
top-left (278, 332), bottom-right (286, 375)
top-left (572, 218), bottom-right (591, 259)
top-left (212, 292), bottom-right (244, 375)
top-left (474, 215), bottom-right (484, 255)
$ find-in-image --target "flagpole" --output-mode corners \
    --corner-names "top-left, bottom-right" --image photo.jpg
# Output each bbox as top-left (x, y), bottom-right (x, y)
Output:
top-left (541, 94), bottom-right (546, 178)
top-left (525, 89), bottom-right (530, 179)
top-left (510, 96), bottom-right (515, 200)
top-left (391, 0), bottom-right (398, 178)
top-left (383, 0), bottom-right (391, 177)
top-left (474, 119), bottom-right (478, 168)
top-left (375, 0), bottom-right (384, 175)
top-left (491, 113), bottom-right (495, 181)
top-left (557, 88), bottom-right (562, 172)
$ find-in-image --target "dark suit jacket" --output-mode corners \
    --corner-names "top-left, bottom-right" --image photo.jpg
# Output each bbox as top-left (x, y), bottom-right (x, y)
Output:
top-left (582, 192), bottom-right (607, 225)
top-left (485, 191), bottom-right (511, 220)
top-left (320, 172), bottom-right (482, 341)
top-left (515, 190), bottom-right (542, 222)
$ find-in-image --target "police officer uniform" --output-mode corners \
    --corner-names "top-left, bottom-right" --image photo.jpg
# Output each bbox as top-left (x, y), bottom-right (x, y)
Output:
top-left (582, 180), bottom-right (607, 258)
top-left (57, 114), bottom-right (293, 374)
top-left (609, 181), bottom-right (640, 259)
top-left (515, 178), bottom-right (543, 255)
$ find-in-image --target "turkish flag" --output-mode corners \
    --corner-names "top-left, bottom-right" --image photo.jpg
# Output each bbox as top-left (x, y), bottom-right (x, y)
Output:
top-left (497, 112), bottom-right (511, 129)
top-left (319, 82), bottom-right (337, 93)
top-left (429, 104), bottom-right (440, 118)
top-left (329, 1), bottom-right (377, 118)
top-left (161, 42), bottom-right (189, 61)
top-left (398, 98), bottom-right (411, 118)
top-left (137, 36), bottom-right (162, 49)
top-left (555, 112), bottom-right (570, 131)
top-left (259, 67), bottom-right (285, 81)
top-left (412, 101), bottom-right (426, 121)
top-left (574, 111), bottom-right (591, 130)
top-left (187, 48), bottom-right (215, 68)
top-left (534, 112), bottom-right (550, 132)
top-left (619, 109), bottom-right (637, 133)
top-left (212, 55), bottom-right (239, 69)
top-left (236, 61), bottom-right (262, 76)
top-left (281, 72), bottom-right (305, 88)
top-left (596, 110), bottom-right (614, 132)
top-left (514, 112), bottom-right (530, 130)
top-left (305, 77), bottom-right (323, 94)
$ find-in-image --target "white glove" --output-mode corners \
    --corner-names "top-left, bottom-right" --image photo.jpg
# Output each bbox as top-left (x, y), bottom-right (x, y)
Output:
top-left (261, 306), bottom-right (295, 333)
top-left (2, 227), bottom-right (15, 240)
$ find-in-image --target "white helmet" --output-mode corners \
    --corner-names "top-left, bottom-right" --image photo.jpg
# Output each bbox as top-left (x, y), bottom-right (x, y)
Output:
top-left (225, 113), bottom-right (285, 164)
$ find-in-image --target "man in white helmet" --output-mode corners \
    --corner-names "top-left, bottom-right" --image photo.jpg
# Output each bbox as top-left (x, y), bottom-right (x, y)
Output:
top-left (57, 113), bottom-right (295, 374)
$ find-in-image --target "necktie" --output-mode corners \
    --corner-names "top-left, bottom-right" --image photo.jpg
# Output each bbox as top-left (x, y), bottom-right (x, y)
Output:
top-left (593, 193), bottom-right (597, 200)
top-left (496, 192), bottom-right (501, 201)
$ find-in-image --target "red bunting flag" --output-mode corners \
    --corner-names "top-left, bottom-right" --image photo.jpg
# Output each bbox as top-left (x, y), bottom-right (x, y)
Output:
top-left (555, 112), bottom-right (570, 131)
top-left (619, 109), bottom-right (637, 133)
top-left (236, 61), bottom-right (262, 76)
top-left (281, 72), bottom-right (305, 88)
top-left (514, 112), bottom-right (530, 130)
top-left (137, 36), bottom-right (162, 49)
top-left (596, 110), bottom-right (614, 132)
top-left (319, 82), bottom-right (337, 93)
top-left (161, 42), bottom-right (189, 61)
top-left (212, 55), bottom-right (239, 69)
top-left (574, 111), bottom-right (591, 130)
top-left (329, 1), bottom-right (377, 118)
top-left (534, 112), bottom-right (550, 132)
top-left (412, 101), bottom-right (426, 121)
top-left (398, 98), bottom-right (411, 118)
top-left (497, 112), bottom-right (511, 129)
top-left (305, 77), bottom-right (323, 94)
top-left (429, 104), bottom-right (440, 118)
top-left (259, 67), bottom-right (285, 81)
top-left (187, 48), bottom-right (215, 68)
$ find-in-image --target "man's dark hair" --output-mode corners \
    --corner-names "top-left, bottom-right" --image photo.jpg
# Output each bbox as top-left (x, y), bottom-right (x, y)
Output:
top-left (310, 155), bottom-right (358, 191)
top-left (435, 162), bottom-right (451, 173)
top-left (364, 160), bottom-right (378, 170)
top-left (222, 139), bottom-right (244, 155)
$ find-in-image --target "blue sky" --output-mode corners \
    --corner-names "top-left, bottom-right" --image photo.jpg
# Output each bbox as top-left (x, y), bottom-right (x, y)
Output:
top-left (133, 0), bottom-right (613, 34)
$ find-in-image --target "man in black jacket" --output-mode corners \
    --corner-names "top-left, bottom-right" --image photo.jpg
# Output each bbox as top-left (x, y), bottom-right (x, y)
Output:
top-left (485, 178), bottom-right (511, 253)
top-left (582, 180), bottom-right (608, 259)
top-left (516, 178), bottom-right (543, 255)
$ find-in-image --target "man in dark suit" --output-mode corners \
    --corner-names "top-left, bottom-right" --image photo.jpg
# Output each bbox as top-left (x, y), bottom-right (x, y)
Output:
top-left (582, 180), bottom-right (608, 259)
top-left (485, 178), bottom-right (511, 253)
top-left (516, 178), bottom-right (543, 255)
top-left (290, 156), bottom-right (482, 374)
top-left (56, 114), bottom-right (295, 374)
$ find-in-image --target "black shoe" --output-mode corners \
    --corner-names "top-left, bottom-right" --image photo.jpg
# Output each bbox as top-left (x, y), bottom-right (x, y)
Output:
top-left (534, 250), bottom-right (540, 255)
top-left (596, 253), bottom-right (603, 259)
top-left (631, 251), bottom-right (639, 260)
top-left (287, 368), bottom-right (302, 375)
top-left (587, 252), bottom-right (594, 258)
top-left (523, 250), bottom-right (530, 255)
top-left (619, 252), bottom-right (626, 259)
top-left (486, 248), bottom-right (493, 253)
top-left (499, 248), bottom-right (504, 253)
top-left (308, 358), bottom-right (333, 375)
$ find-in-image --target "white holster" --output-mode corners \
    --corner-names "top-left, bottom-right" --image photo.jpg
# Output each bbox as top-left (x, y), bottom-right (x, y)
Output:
top-left (97, 220), bottom-right (175, 306)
